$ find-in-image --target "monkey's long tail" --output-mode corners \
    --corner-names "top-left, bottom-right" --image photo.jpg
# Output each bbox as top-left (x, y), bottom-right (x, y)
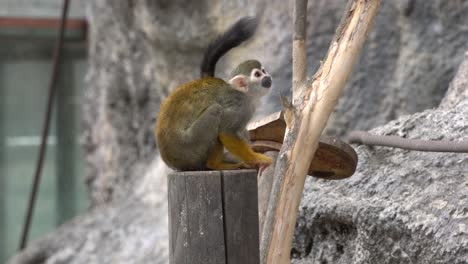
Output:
top-left (200, 16), bottom-right (258, 78)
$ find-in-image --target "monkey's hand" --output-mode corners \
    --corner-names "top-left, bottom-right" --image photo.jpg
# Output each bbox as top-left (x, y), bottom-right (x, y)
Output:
top-left (218, 133), bottom-right (273, 170)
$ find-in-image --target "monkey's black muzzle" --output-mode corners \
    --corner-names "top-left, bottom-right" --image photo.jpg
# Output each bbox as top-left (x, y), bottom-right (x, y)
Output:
top-left (261, 76), bottom-right (272, 88)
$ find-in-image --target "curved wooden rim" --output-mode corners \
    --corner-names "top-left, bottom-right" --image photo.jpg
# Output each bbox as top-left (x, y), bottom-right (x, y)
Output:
top-left (251, 136), bottom-right (357, 180)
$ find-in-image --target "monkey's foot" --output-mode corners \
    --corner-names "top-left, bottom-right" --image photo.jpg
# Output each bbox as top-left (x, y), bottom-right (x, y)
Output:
top-left (246, 153), bottom-right (273, 170)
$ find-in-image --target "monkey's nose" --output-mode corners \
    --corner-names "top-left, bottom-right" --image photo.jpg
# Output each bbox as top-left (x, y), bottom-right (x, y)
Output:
top-left (262, 76), bottom-right (272, 88)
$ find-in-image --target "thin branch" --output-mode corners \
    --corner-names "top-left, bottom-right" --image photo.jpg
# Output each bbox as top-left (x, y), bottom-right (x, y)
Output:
top-left (292, 0), bottom-right (308, 96)
top-left (262, 1), bottom-right (381, 263)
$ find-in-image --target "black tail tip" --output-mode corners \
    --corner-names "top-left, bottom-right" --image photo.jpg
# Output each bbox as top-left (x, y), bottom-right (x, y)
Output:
top-left (234, 16), bottom-right (259, 40)
top-left (200, 16), bottom-right (260, 78)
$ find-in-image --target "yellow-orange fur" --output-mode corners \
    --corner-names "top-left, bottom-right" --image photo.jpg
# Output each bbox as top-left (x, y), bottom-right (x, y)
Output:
top-left (155, 77), bottom-right (272, 171)
top-left (218, 133), bottom-right (272, 168)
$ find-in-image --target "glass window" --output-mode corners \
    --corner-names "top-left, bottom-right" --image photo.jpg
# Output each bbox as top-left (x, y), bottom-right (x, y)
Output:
top-left (0, 21), bottom-right (88, 262)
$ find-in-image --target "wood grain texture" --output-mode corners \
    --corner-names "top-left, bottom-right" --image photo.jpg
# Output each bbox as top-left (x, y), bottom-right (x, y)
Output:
top-left (168, 170), bottom-right (259, 264)
top-left (263, 0), bottom-right (382, 263)
top-left (168, 171), bottom-right (225, 264)
top-left (222, 170), bottom-right (259, 264)
top-left (257, 152), bottom-right (278, 237)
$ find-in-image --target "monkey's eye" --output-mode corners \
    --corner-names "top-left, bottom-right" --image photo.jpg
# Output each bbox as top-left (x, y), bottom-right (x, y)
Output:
top-left (254, 71), bottom-right (261, 78)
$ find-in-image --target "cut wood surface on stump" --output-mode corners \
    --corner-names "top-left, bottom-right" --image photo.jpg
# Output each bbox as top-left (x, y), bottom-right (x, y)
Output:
top-left (168, 170), bottom-right (259, 264)
top-left (261, 0), bottom-right (382, 263)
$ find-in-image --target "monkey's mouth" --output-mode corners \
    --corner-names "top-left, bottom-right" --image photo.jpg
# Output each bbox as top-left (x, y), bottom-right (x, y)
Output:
top-left (261, 76), bottom-right (272, 88)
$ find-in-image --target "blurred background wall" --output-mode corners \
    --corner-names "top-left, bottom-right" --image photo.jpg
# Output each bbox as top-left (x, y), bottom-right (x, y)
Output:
top-left (0, 0), bottom-right (87, 262)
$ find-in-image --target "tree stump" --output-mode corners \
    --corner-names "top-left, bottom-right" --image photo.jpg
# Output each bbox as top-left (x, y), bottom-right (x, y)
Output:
top-left (168, 170), bottom-right (259, 264)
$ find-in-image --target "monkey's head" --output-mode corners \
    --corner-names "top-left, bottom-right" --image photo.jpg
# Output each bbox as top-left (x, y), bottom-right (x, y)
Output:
top-left (228, 60), bottom-right (272, 98)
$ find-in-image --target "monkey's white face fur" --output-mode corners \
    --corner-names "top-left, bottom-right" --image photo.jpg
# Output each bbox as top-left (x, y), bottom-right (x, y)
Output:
top-left (229, 67), bottom-right (272, 99)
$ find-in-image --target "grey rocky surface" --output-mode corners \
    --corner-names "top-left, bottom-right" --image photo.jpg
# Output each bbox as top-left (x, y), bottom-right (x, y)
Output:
top-left (291, 53), bottom-right (468, 264)
top-left (292, 99), bottom-right (468, 263)
top-left (440, 52), bottom-right (468, 110)
top-left (9, 157), bottom-right (171, 264)
top-left (8, 0), bottom-right (468, 263)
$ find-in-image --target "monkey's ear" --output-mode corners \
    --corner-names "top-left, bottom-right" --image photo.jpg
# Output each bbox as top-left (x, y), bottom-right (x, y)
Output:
top-left (229, 75), bottom-right (248, 93)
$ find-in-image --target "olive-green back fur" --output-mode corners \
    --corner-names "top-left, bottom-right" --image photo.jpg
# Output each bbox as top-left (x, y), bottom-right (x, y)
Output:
top-left (230, 60), bottom-right (262, 77)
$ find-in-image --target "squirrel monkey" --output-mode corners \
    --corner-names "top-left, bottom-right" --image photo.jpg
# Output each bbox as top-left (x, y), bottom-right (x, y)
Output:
top-left (155, 17), bottom-right (273, 171)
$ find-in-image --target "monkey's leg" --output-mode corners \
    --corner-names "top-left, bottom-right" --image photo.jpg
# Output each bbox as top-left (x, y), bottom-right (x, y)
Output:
top-left (206, 141), bottom-right (245, 170)
top-left (218, 133), bottom-right (272, 168)
top-left (185, 104), bottom-right (223, 142)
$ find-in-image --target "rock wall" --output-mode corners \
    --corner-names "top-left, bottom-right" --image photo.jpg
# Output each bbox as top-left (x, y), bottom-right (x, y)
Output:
top-left (9, 0), bottom-right (468, 263)
top-left (83, 0), bottom-right (468, 206)
top-left (292, 79), bottom-right (468, 263)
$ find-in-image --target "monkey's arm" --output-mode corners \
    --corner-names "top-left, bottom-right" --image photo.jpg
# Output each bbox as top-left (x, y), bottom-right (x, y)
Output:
top-left (218, 133), bottom-right (272, 168)
top-left (206, 141), bottom-right (246, 170)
